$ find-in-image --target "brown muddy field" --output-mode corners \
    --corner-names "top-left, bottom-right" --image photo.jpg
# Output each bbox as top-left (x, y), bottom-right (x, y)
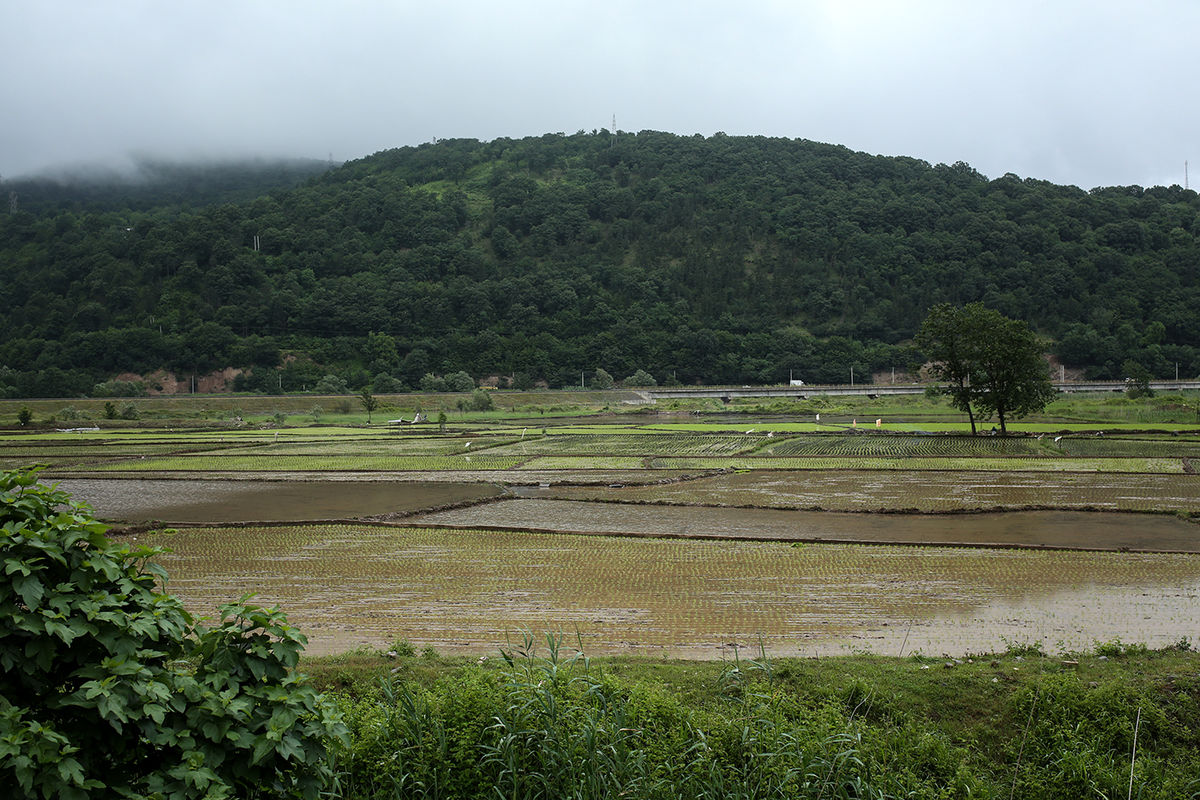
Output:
top-left (413, 498), bottom-right (1200, 552)
top-left (57, 478), bottom-right (503, 523)
top-left (140, 524), bottom-right (1200, 658)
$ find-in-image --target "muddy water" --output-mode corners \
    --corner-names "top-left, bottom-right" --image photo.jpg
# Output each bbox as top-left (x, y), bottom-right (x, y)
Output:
top-left (56, 478), bottom-right (503, 523)
top-left (412, 498), bottom-right (1200, 552)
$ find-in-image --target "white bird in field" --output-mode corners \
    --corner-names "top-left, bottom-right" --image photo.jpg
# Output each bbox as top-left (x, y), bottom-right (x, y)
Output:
top-left (464, 441), bottom-right (471, 449)
top-left (745, 429), bottom-right (754, 434)
top-left (1054, 436), bottom-right (1063, 443)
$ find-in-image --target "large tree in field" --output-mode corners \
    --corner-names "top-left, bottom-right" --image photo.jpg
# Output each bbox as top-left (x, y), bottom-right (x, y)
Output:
top-left (916, 304), bottom-right (982, 435)
top-left (917, 303), bottom-right (1055, 435)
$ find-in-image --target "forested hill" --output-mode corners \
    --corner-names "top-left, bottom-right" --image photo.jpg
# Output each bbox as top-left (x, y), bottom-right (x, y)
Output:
top-left (1, 131), bottom-right (1198, 398)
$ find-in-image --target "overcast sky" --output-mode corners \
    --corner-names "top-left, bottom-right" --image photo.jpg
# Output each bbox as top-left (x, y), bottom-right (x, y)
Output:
top-left (2, 1), bottom-right (1195, 190)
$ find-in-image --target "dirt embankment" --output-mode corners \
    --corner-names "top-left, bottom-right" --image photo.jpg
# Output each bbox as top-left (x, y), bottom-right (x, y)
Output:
top-left (113, 368), bottom-right (244, 394)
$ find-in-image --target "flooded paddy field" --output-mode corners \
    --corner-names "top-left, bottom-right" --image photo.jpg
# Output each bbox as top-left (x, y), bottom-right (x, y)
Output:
top-left (413, 498), bottom-right (1200, 552)
top-left (136, 524), bottom-right (1200, 658)
top-left (57, 478), bottom-right (502, 523)
top-left (541, 469), bottom-right (1200, 513)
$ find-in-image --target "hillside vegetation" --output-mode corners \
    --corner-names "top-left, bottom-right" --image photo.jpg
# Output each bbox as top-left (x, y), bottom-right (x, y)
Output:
top-left (2, 131), bottom-right (1197, 397)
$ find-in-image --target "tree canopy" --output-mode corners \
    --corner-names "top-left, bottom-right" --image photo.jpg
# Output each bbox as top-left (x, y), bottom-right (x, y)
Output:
top-left (918, 303), bottom-right (1055, 434)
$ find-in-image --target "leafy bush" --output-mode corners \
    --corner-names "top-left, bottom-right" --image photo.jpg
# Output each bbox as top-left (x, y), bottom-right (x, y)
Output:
top-left (0, 467), bottom-right (346, 799)
top-left (445, 371), bottom-right (475, 393)
top-left (457, 389), bottom-right (495, 412)
top-left (314, 374), bottom-right (349, 394)
top-left (91, 379), bottom-right (147, 398)
top-left (419, 373), bottom-right (448, 393)
top-left (372, 372), bottom-right (401, 394)
top-left (623, 368), bottom-right (657, 387)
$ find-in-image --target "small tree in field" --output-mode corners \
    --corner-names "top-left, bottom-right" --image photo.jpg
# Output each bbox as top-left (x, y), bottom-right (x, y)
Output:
top-left (0, 467), bottom-right (346, 799)
top-left (360, 387), bottom-right (380, 423)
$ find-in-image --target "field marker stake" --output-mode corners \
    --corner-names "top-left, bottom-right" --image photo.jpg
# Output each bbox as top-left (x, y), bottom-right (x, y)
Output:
top-left (898, 617), bottom-right (913, 658)
top-left (1128, 706), bottom-right (1141, 800)
top-left (1009, 685), bottom-right (1040, 800)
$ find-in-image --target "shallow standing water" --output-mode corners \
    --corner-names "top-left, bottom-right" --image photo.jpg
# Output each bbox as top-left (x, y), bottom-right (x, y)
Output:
top-left (56, 478), bottom-right (503, 522)
top-left (414, 498), bottom-right (1200, 552)
top-left (139, 524), bottom-right (1200, 658)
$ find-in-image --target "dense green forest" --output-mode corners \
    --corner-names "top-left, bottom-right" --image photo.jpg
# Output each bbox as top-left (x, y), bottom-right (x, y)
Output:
top-left (1, 131), bottom-right (1197, 398)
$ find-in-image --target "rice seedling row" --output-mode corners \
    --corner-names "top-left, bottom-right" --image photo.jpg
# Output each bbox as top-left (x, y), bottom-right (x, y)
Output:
top-left (141, 524), bottom-right (1200, 657)
top-left (90, 454), bottom-right (529, 472)
top-left (415, 498), bottom-right (1200, 552)
top-left (484, 432), bottom-right (768, 456)
top-left (223, 436), bottom-right (519, 457)
top-left (644, 456), bottom-right (1184, 473)
top-left (754, 433), bottom-right (1196, 458)
top-left (546, 470), bottom-right (1200, 513)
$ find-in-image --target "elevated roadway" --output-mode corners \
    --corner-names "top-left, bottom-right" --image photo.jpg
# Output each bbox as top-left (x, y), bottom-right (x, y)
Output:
top-left (641, 380), bottom-right (1200, 402)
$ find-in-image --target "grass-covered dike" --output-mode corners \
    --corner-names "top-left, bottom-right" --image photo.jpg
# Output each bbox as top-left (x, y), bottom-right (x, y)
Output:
top-left (309, 634), bottom-right (1200, 799)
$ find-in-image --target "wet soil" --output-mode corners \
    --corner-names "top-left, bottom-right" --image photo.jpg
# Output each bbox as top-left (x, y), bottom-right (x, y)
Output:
top-left (536, 470), bottom-right (1200, 513)
top-left (140, 524), bottom-right (1200, 659)
top-left (413, 498), bottom-right (1200, 552)
top-left (57, 478), bottom-right (503, 523)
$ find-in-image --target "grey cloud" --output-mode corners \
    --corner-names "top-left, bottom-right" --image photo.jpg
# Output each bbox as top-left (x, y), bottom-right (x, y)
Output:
top-left (1, 0), bottom-right (1196, 189)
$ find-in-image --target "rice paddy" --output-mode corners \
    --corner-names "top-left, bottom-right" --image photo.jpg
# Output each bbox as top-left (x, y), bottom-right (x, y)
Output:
top-left (137, 524), bottom-right (1200, 657)
top-left (7, 391), bottom-right (1200, 658)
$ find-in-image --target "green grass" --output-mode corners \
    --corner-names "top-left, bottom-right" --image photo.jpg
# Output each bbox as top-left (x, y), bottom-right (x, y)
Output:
top-left (643, 456), bottom-right (1184, 473)
top-left (305, 642), bottom-right (1200, 800)
top-left (90, 453), bottom-right (528, 472)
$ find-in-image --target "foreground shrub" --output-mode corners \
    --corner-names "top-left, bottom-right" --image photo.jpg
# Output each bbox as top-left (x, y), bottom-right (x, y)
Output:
top-left (0, 467), bottom-right (347, 799)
